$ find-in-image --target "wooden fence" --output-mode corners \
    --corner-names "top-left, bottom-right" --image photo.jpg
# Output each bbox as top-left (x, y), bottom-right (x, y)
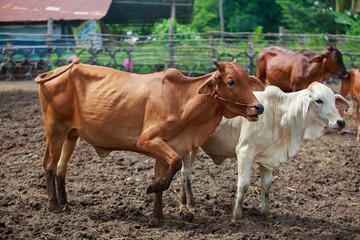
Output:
top-left (1, 29), bottom-right (360, 80)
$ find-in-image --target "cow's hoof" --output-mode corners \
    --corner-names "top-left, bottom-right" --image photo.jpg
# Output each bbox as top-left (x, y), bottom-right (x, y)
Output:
top-left (263, 211), bottom-right (271, 219)
top-left (187, 204), bottom-right (196, 215)
top-left (179, 207), bottom-right (194, 222)
top-left (48, 200), bottom-right (60, 213)
top-left (231, 215), bottom-right (242, 223)
top-left (148, 217), bottom-right (163, 227)
top-left (60, 203), bottom-right (71, 213)
top-left (48, 204), bottom-right (60, 213)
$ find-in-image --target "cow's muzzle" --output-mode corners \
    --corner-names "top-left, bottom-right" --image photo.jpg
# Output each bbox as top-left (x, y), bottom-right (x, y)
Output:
top-left (247, 104), bottom-right (264, 122)
top-left (254, 104), bottom-right (264, 115)
top-left (337, 119), bottom-right (346, 130)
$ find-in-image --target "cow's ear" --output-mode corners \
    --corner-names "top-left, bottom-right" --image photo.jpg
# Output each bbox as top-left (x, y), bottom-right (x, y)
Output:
top-left (248, 75), bottom-right (265, 91)
top-left (335, 94), bottom-right (350, 110)
top-left (309, 54), bottom-right (325, 63)
top-left (198, 72), bottom-right (219, 94)
top-left (302, 93), bottom-right (311, 115)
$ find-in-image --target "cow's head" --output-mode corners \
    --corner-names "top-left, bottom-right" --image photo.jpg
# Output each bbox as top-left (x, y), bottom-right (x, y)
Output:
top-left (198, 59), bottom-right (265, 121)
top-left (309, 45), bottom-right (348, 79)
top-left (302, 82), bottom-right (350, 141)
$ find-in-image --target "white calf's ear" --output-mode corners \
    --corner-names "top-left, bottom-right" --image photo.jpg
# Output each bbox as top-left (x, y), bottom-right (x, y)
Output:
top-left (335, 94), bottom-right (350, 110)
top-left (302, 93), bottom-right (311, 115)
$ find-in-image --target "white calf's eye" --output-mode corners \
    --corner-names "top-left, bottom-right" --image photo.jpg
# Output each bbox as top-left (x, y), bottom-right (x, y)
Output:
top-left (315, 99), bottom-right (323, 104)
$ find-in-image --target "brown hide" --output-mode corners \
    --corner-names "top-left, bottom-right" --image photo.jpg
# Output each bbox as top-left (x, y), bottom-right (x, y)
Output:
top-left (256, 46), bottom-right (348, 92)
top-left (36, 58), bottom-right (265, 219)
top-left (340, 68), bottom-right (360, 141)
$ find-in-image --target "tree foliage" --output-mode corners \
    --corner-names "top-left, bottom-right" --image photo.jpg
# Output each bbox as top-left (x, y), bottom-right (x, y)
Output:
top-left (106, 0), bottom-right (360, 36)
top-left (191, 0), bottom-right (282, 33)
top-left (332, 9), bottom-right (360, 35)
top-left (151, 18), bottom-right (199, 40)
top-left (276, 0), bottom-right (337, 33)
top-left (223, 0), bottom-right (282, 33)
top-left (191, 0), bottom-right (220, 32)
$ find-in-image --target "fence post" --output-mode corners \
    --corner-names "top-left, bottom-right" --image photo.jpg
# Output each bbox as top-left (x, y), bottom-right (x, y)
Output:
top-left (324, 33), bottom-right (330, 46)
top-left (279, 26), bottom-right (284, 47)
top-left (169, 24), bottom-right (175, 68)
top-left (5, 40), bottom-right (13, 81)
top-left (46, 17), bottom-right (53, 65)
top-left (248, 34), bottom-right (255, 75)
top-left (210, 32), bottom-right (216, 60)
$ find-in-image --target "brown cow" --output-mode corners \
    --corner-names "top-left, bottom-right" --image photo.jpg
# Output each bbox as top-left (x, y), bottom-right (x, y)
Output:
top-left (340, 68), bottom-right (360, 141)
top-left (35, 57), bottom-right (265, 220)
top-left (256, 45), bottom-right (348, 92)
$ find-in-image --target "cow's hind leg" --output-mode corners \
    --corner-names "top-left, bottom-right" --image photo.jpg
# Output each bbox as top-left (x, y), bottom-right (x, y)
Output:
top-left (42, 130), bottom-right (67, 212)
top-left (179, 148), bottom-right (197, 214)
top-left (56, 130), bottom-right (78, 209)
top-left (260, 165), bottom-right (273, 219)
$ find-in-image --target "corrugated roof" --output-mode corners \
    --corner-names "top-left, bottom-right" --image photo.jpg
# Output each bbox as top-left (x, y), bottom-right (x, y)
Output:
top-left (0, 0), bottom-right (112, 22)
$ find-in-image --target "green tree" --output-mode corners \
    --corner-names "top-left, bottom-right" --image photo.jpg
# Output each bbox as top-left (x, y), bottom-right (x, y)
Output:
top-left (276, 0), bottom-right (337, 33)
top-left (191, 0), bottom-right (282, 33)
top-left (332, 9), bottom-right (360, 35)
top-left (224, 0), bottom-right (282, 33)
top-left (191, 0), bottom-right (220, 32)
top-left (151, 18), bottom-right (199, 40)
top-left (336, 0), bottom-right (360, 13)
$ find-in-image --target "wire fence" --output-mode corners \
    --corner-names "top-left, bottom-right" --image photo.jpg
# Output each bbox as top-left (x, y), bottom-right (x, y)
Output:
top-left (1, 30), bottom-right (360, 81)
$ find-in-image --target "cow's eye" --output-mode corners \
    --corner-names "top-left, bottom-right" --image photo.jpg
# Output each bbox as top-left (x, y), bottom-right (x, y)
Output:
top-left (333, 54), bottom-right (338, 59)
top-left (315, 99), bottom-right (323, 104)
top-left (227, 79), bottom-right (235, 86)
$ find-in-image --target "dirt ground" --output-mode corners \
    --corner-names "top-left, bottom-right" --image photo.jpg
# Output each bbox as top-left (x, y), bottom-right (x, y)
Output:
top-left (0, 82), bottom-right (359, 239)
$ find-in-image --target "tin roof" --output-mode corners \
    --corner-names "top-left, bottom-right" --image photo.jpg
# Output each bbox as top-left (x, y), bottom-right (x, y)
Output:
top-left (0, 0), bottom-right (112, 22)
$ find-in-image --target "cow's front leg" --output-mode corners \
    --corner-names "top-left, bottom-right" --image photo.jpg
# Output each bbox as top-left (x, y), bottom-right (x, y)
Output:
top-left (232, 147), bottom-right (253, 222)
top-left (179, 148), bottom-right (198, 214)
top-left (137, 133), bottom-right (182, 193)
top-left (152, 159), bottom-right (167, 221)
top-left (260, 165), bottom-right (273, 219)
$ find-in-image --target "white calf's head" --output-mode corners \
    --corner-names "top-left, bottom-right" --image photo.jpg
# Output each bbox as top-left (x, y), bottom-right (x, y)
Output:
top-left (303, 82), bottom-right (350, 141)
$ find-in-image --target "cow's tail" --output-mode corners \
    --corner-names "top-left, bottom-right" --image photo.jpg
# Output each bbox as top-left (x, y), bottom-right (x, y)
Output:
top-left (34, 55), bottom-right (80, 84)
top-left (256, 50), bottom-right (267, 85)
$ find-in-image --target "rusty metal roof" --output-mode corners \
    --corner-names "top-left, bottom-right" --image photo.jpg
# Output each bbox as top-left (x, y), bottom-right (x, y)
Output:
top-left (0, 0), bottom-right (112, 22)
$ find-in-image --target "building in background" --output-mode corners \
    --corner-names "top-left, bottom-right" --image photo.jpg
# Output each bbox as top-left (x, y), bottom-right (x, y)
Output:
top-left (0, 0), bottom-right (194, 46)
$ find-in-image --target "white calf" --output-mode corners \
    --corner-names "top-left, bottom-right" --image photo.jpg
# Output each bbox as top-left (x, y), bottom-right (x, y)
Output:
top-left (180, 82), bottom-right (350, 222)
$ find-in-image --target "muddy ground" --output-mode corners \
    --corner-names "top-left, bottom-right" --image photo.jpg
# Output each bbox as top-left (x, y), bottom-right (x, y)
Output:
top-left (0, 82), bottom-right (359, 239)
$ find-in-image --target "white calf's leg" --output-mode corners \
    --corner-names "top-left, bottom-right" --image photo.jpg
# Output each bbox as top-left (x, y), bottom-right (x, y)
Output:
top-left (260, 165), bottom-right (273, 219)
top-left (232, 147), bottom-right (253, 222)
top-left (179, 148), bottom-right (197, 213)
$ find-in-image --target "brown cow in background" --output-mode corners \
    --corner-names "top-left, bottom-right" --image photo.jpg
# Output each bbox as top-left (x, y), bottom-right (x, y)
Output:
top-left (35, 58), bottom-right (265, 220)
top-left (256, 45), bottom-right (348, 92)
top-left (340, 68), bottom-right (360, 141)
